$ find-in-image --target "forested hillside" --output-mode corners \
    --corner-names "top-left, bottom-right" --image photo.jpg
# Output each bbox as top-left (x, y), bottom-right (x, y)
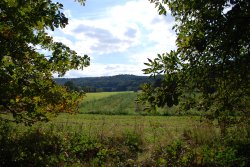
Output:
top-left (54, 74), bottom-right (157, 92)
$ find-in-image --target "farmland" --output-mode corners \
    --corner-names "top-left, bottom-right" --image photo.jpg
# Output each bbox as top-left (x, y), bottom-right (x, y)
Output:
top-left (79, 91), bottom-right (200, 116)
top-left (48, 114), bottom-right (205, 144)
top-left (80, 92), bottom-right (140, 115)
top-left (1, 92), bottom-right (249, 166)
top-left (5, 92), bottom-right (206, 143)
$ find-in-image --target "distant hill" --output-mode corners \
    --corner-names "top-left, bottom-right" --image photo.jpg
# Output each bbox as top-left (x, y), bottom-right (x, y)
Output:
top-left (54, 74), bottom-right (157, 92)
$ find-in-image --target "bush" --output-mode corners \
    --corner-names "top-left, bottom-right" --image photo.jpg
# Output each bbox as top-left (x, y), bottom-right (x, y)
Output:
top-left (149, 140), bottom-right (195, 167)
top-left (0, 121), bottom-right (146, 166)
top-left (1, 120), bottom-right (250, 166)
top-left (0, 122), bottom-right (69, 166)
top-left (201, 144), bottom-right (241, 167)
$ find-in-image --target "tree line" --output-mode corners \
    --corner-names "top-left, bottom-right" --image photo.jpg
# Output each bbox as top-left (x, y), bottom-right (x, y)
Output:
top-left (55, 74), bottom-right (157, 92)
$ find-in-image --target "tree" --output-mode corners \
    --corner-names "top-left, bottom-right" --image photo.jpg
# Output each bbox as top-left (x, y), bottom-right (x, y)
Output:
top-left (0, 0), bottom-right (89, 125)
top-left (139, 0), bottom-right (250, 132)
top-left (64, 80), bottom-right (81, 92)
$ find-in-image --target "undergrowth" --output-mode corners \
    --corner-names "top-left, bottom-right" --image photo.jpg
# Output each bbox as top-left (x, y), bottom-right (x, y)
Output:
top-left (1, 120), bottom-right (249, 166)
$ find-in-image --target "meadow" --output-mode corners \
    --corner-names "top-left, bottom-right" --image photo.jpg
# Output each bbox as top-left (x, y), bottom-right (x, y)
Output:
top-left (1, 92), bottom-right (249, 166)
top-left (48, 114), bottom-right (207, 144)
top-left (80, 92), bottom-right (139, 115)
top-left (79, 91), bottom-right (200, 116)
top-left (82, 92), bottom-right (126, 102)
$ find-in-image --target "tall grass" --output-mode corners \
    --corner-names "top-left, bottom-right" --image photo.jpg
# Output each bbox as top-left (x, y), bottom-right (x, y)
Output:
top-left (1, 115), bottom-right (249, 166)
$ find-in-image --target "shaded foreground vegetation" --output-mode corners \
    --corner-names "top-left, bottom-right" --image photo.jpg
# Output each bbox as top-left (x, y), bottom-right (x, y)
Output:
top-left (1, 113), bottom-right (250, 166)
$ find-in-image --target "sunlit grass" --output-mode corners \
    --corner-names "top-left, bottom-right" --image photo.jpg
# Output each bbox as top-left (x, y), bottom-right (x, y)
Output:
top-left (80, 92), bottom-right (139, 115)
top-left (43, 114), bottom-right (204, 144)
top-left (83, 91), bottom-right (131, 102)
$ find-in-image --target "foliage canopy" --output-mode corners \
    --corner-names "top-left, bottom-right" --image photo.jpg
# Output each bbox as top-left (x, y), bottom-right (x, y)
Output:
top-left (0, 0), bottom-right (89, 125)
top-left (139, 0), bottom-right (250, 127)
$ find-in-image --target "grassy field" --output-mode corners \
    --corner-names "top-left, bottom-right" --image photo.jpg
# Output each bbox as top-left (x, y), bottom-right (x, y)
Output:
top-left (1, 91), bottom-right (209, 145)
top-left (82, 92), bottom-right (128, 102)
top-left (80, 92), bottom-right (140, 115)
top-left (1, 92), bottom-right (249, 166)
top-left (80, 91), bottom-right (200, 116)
top-left (1, 113), bottom-right (227, 166)
top-left (48, 114), bottom-right (209, 144)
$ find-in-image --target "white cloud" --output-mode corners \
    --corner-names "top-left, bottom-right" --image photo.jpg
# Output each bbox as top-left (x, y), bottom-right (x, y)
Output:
top-left (63, 9), bottom-right (72, 18)
top-left (52, 0), bottom-right (176, 77)
top-left (59, 18), bottom-right (141, 55)
top-left (56, 63), bottom-right (146, 78)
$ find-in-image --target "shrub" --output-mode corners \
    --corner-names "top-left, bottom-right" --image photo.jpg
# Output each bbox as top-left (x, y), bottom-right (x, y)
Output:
top-left (149, 140), bottom-right (196, 167)
top-left (201, 144), bottom-right (241, 167)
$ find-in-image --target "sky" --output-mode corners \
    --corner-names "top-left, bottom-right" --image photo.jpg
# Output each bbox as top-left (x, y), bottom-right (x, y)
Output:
top-left (51, 0), bottom-right (176, 78)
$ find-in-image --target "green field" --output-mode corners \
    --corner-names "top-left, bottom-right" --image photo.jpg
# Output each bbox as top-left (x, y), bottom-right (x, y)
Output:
top-left (80, 92), bottom-right (141, 115)
top-left (1, 92), bottom-right (249, 166)
top-left (80, 91), bottom-right (200, 116)
top-left (83, 92), bottom-right (128, 101)
top-left (6, 91), bottom-right (214, 143)
top-left (1, 112), bottom-right (228, 166)
top-left (48, 114), bottom-right (208, 143)
top-left (2, 92), bottom-right (208, 144)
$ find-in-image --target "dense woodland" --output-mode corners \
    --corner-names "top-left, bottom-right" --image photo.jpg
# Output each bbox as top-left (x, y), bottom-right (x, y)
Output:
top-left (55, 74), bottom-right (158, 92)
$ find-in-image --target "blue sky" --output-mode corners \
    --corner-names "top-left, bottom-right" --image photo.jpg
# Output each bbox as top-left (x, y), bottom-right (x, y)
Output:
top-left (51, 0), bottom-right (176, 77)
